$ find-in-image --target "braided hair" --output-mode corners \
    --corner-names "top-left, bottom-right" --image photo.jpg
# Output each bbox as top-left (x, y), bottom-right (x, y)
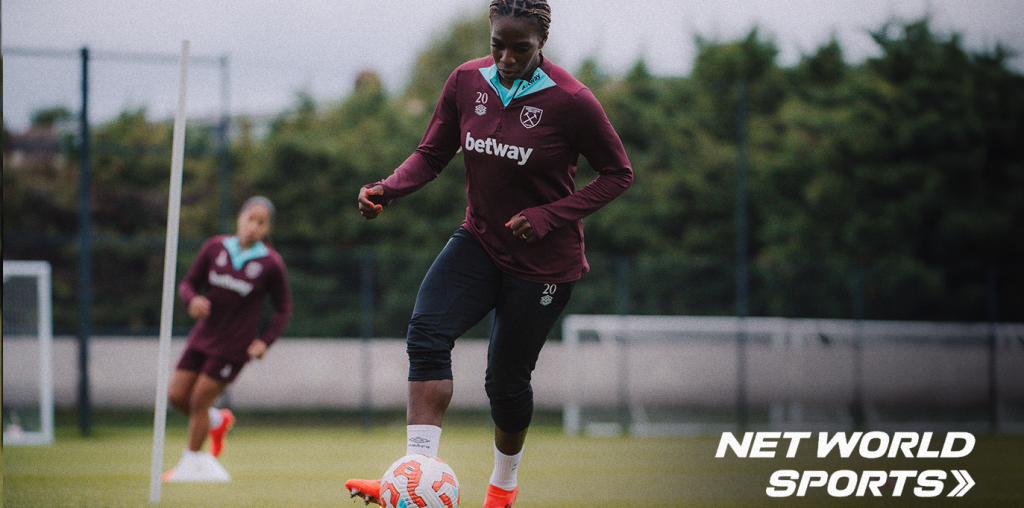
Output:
top-left (489, 0), bottom-right (551, 36)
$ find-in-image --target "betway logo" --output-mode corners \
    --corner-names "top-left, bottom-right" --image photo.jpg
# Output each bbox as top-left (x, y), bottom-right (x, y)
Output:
top-left (465, 132), bottom-right (533, 166)
top-left (208, 270), bottom-right (254, 297)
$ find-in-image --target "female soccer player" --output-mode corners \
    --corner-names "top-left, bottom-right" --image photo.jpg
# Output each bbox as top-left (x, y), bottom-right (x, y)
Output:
top-left (347, 1), bottom-right (632, 505)
top-left (163, 196), bottom-right (292, 481)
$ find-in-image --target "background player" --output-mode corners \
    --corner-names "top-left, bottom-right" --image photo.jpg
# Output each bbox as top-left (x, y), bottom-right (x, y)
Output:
top-left (347, 0), bottom-right (632, 505)
top-left (163, 196), bottom-right (292, 480)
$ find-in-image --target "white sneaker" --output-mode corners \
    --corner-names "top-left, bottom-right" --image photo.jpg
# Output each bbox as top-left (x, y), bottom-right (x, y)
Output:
top-left (162, 450), bottom-right (231, 482)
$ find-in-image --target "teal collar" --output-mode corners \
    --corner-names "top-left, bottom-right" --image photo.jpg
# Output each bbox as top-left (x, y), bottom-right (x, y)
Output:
top-left (222, 236), bottom-right (269, 271)
top-left (480, 64), bottom-right (555, 107)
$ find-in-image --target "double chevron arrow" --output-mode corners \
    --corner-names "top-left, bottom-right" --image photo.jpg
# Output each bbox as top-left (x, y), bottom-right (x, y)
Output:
top-left (948, 470), bottom-right (975, 497)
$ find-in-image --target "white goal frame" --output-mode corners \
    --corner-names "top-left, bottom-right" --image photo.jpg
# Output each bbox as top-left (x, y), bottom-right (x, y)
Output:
top-left (3, 260), bottom-right (55, 445)
top-left (562, 314), bottom-right (1024, 437)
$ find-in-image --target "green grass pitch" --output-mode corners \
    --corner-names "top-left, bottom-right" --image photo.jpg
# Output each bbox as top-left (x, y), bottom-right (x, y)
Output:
top-left (3, 410), bottom-right (1023, 507)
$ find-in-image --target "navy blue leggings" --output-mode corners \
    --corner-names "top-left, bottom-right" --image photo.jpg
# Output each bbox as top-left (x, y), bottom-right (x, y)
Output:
top-left (406, 228), bottom-right (574, 433)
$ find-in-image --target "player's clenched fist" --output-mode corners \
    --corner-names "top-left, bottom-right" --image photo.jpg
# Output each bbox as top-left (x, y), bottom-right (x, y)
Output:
top-left (187, 295), bottom-right (211, 320)
top-left (358, 185), bottom-right (385, 219)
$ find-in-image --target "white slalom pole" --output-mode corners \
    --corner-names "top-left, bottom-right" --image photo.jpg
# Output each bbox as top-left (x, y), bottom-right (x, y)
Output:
top-left (150, 40), bottom-right (190, 503)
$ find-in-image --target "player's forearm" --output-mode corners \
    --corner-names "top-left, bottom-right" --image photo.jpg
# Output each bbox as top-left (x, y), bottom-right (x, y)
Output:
top-left (259, 308), bottom-right (291, 347)
top-left (178, 276), bottom-right (201, 305)
top-left (524, 166), bottom-right (632, 237)
top-left (373, 151), bottom-right (445, 204)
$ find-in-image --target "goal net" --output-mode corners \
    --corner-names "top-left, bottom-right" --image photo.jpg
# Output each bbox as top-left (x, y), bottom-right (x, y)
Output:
top-left (3, 261), bottom-right (55, 445)
top-left (561, 314), bottom-right (1024, 437)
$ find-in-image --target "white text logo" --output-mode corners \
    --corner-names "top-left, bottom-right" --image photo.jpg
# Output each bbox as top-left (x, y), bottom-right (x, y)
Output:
top-left (465, 131), bottom-right (534, 166)
top-left (208, 270), bottom-right (254, 297)
top-left (715, 431), bottom-right (978, 498)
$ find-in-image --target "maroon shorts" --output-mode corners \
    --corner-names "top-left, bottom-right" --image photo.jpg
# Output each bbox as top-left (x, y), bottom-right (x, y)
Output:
top-left (175, 347), bottom-right (246, 384)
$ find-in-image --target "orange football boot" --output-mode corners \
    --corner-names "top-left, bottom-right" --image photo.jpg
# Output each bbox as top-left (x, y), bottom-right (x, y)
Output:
top-left (208, 408), bottom-right (235, 458)
top-left (345, 478), bottom-right (384, 506)
top-left (482, 484), bottom-right (518, 508)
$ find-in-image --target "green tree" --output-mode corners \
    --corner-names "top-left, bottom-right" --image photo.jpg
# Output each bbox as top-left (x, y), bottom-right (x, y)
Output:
top-left (7, 16), bottom-right (1023, 334)
top-left (755, 19), bottom-right (1024, 319)
top-left (403, 11), bottom-right (492, 115)
top-left (30, 106), bottom-right (73, 128)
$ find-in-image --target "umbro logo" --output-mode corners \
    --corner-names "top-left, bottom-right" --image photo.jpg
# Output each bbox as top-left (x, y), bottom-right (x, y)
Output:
top-left (408, 437), bottom-right (431, 444)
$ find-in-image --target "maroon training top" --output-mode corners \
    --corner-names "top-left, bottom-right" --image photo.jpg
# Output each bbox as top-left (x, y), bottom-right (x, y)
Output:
top-left (178, 235), bottom-right (292, 363)
top-left (370, 55), bottom-right (633, 283)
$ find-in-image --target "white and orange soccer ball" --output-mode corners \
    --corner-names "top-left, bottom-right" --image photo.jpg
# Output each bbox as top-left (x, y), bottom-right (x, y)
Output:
top-left (379, 454), bottom-right (460, 508)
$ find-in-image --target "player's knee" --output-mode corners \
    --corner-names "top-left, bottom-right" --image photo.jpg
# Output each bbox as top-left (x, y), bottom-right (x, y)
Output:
top-left (488, 385), bottom-right (534, 434)
top-left (484, 365), bottom-right (532, 400)
top-left (406, 322), bottom-right (456, 381)
top-left (407, 345), bottom-right (453, 381)
top-left (485, 378), bottom-right (531, 403)
top-left (486, 377), bottom-right (533, 422)
top-left (187, 392), bottom-right (212, 416)
top-left (167, 389), bottom-right (189, 414)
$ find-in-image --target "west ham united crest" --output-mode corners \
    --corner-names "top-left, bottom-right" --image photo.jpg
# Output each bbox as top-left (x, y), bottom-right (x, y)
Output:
top-left (520, 106), bottom-right (543, 129)
top-left (244, 261), bottom-right (263, 279)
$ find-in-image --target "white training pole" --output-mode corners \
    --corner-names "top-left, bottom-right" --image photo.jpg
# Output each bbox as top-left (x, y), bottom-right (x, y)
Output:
top-left (150, 40), bottom-right (190, 503)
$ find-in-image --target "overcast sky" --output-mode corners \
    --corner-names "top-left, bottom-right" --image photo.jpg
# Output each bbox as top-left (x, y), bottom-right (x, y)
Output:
top-left (4, 0), bottom-right (1022, 131)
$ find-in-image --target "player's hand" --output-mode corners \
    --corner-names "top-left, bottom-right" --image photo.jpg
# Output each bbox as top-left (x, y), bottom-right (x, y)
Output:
top-left (358, 185), bottom-right (385, 219)
top-left (506, 213), bottom-right (537, 243)
top-left (247, 339), bottom-right (268, 360)
top-left (187, 295), bottom-right (211, 320)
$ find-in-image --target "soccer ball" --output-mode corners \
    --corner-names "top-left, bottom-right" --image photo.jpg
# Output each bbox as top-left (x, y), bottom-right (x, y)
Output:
top-left (379, 454), bottom-right (460, 508)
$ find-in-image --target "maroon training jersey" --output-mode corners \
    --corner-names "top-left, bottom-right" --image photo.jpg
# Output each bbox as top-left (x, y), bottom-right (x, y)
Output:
top-left (371, 55), bottom-right (633, 283)
top-left (178, 234), bottom-right (292, 363)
